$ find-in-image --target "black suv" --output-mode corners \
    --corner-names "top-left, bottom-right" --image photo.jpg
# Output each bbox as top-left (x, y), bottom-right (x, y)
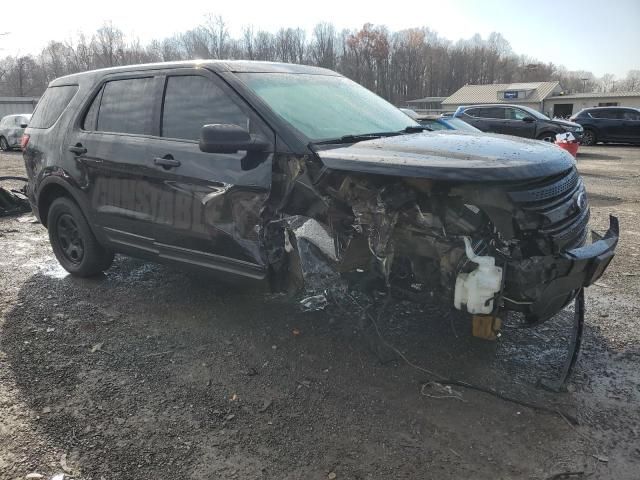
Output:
top-left (570, 107), bottom-right (640, 146)
top-left (22, 61), bottom-right (618, 324)
top-left (454, 104), bottom-right (583, 142)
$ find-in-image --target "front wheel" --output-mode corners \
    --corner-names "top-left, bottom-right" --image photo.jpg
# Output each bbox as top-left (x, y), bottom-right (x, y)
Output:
top-left (537, 132), bottom-right (557, 143)
top-left (581, 129), bottom-right (596, 146)
top-left (47, 197), bottom-right (114, 276)
top-left (0, 137), bottom-right (9, 151)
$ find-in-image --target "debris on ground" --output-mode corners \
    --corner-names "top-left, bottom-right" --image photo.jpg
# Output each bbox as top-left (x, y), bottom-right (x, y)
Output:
top-left (420, 381), bottom-right (465, 402)
top-left (299, 294), bottom-right (328, 311)
top-left (0, 176), bottom-right (30, 217)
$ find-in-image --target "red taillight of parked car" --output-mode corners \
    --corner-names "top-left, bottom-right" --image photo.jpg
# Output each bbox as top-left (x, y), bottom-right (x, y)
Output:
top-left (20, 134), bottom-right (30, 150)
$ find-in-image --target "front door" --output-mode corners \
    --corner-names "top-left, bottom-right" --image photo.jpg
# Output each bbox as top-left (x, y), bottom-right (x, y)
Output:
top-left (621, 109), bottom-right (640, 141)
top-left (66, 69), bottom-right (274, 278)
top-left (144, 71), bottom-right (274, 274)
top-left (503, 107), bottom-right (537, 138)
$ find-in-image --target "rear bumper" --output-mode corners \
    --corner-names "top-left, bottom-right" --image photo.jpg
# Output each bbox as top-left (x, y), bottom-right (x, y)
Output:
top-left (505, 215), bottom-right (619, 323)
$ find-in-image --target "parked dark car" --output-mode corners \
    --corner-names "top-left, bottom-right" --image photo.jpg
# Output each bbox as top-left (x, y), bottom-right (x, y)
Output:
top-left (22, 61), bottom-right (618, 324)
top-left (570, 107), bottom-right (640, 146)
top-left (417, 114), bottom-right (482, 132)
top-left (454, 104), bottom-right (583, 142)
top-left (0, 113), bottom-right (31, 151)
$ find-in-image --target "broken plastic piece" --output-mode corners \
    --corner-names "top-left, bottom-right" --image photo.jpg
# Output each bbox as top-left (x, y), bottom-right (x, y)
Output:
top-left (299, 294), bottom-right (328, 311)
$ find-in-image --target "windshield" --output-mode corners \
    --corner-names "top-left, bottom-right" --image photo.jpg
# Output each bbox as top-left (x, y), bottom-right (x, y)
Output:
top-left (442, 117), bottom-right (481, 132)
top-left (518, 105), bottom-right (550, 120)
top-left (237, 73), bottom-right (419, 141)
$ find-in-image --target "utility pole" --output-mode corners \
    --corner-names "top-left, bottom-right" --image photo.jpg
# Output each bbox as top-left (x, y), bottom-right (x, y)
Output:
top-left (580, 78), bottom-right (589, 93)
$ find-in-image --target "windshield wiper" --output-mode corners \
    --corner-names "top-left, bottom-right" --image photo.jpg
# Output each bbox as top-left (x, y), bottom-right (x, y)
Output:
top-left (312, 126), bottom-right (428, 146)
top-left (312, 132), bottom-right (401, 146)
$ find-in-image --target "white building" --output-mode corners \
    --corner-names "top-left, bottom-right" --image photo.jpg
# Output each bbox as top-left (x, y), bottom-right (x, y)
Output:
top-left (543, 92), bottom-right (640, 117)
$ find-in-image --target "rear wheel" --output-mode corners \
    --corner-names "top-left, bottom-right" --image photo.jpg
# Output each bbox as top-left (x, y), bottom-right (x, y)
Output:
top-left (581, 129), bottom-right (596, 146)
top-left (47, 197), bottom-right (114, 276)
top-left (0, 137), bottom-right (9, 151)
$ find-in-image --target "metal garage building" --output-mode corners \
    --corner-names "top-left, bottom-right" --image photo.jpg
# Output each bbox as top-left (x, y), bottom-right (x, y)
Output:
top-left (437, 83), bottom-right (640, 118)
top-left (440, 82), bottom-right (562, 114)
top-left (0, 97), bottom-right (39, 118)
top-left (543, 92), bottom-right (640, 117)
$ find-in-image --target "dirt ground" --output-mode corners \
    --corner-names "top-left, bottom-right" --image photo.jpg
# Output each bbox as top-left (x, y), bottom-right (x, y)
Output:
top-left (1, 145), bottom-right (639, 480)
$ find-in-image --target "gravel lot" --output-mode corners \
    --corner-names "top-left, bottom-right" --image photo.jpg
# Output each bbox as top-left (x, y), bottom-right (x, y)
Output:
top-left (1, 145), bottom-right (639, 479)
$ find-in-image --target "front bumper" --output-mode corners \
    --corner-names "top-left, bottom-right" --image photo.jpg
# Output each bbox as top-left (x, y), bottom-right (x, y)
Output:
top-left (505, 215), bottom-right (619, 323)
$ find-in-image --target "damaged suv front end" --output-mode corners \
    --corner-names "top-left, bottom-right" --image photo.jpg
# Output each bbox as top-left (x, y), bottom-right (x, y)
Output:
top-left (237, 70), bottom-right (619, 325)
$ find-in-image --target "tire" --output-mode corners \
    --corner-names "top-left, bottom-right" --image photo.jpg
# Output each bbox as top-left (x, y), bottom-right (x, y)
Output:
top-left (47, 197), bottom-right (114, 276)
top-left (537, 132), bottom-right (557, 143)
top-left (0, 137), bottom-right (8, 151)
top-left (581, 129), bottom-right (596, 146)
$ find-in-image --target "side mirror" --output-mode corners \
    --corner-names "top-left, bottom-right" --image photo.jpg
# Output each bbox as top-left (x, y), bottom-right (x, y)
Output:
top-left (20, 123), bottom-right (28, 128)
top-left (522, 116), bottom-right (535, 123)
top-left (199, 124), bottom-right (269, 154)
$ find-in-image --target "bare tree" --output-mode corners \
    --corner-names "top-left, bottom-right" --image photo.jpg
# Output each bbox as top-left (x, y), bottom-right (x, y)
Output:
top-left (0, 17), bottom-right (630, 101)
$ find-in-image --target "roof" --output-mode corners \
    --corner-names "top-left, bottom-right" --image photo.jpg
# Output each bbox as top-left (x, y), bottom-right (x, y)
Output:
top-left (442, 81), bottom-right (560, 105)
top-left (547, 91), bottom-right (640, 100)
top-left (0, 113), bottom-right (32, 118)
top-left (51, 60), bottom-right (339, 86)
top-left (406, 96), bottom-right (447, 103)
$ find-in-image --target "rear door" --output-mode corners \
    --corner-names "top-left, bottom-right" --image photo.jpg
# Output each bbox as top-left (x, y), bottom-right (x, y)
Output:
top-left (144, 69), bottom-right (274, 274)
top-left (461, 107), bottom-right (505, 133)
top-left (64, 73), bottom-right (163, 246)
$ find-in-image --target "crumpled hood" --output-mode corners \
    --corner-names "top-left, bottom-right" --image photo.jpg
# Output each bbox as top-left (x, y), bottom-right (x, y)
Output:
top-left (315, 130), bottom-right (576, 181)
top-left (550, 118), bottom-right (583, 129)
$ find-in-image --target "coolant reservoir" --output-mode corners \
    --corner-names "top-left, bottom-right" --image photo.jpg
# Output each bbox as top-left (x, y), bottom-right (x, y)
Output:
top-left (454, 238), bottom-right (503, 315)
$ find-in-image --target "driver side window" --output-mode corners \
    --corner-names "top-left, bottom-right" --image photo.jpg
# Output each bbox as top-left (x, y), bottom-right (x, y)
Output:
top-left (505, 108), bottom-right (529, 120)
top-left (161, 75), bottom-right (249, 141)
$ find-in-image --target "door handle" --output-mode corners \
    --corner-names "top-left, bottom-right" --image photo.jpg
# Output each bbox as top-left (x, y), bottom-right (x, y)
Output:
top-left (68, 144), bottom-right (87, 155)
top-left (153, 156), bottom-right (181, 168)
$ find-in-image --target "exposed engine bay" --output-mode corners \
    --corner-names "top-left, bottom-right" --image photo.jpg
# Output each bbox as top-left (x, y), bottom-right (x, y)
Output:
top-left (265, 155), bottom-right (619, 325)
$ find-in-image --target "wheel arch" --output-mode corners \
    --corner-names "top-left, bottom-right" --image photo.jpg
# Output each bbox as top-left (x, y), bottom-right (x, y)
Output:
top-left (37, 176), bottom-right (90, 228)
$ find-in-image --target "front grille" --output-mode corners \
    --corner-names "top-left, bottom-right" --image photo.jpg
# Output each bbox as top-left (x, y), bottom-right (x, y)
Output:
top-left (507, 168), bottom-right (589, 252)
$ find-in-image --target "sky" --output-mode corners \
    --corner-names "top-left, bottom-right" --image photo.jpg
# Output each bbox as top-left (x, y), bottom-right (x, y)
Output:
top-left (1, 0), bottom-right (638, 78)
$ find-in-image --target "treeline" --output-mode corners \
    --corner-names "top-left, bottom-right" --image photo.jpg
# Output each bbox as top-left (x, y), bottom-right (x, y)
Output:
top-left (1, 17), bottom-right (639, 102)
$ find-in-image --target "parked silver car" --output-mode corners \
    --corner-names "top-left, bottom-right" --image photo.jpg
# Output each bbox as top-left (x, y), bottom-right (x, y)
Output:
top-left (0, 113), bottom-right (32, 150)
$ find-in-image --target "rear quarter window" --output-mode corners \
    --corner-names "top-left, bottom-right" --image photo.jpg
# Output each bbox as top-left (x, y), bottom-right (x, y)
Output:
top-left (29, 85), bottom-right (78, 129)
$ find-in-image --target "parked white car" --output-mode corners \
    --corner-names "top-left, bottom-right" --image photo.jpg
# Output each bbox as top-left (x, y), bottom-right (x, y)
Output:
top-left (0, 113), bottom-right (32, 150)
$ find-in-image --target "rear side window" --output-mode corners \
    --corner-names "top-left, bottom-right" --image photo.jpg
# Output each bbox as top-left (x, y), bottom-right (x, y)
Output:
top-left (29, 85), bottom-right (78, 129)
top-left (97, 77), bottom-right (156, 135)
top-left (161, 75), bottom-right (248, 141)
top-left (623, 110), bottom-right (640, 120)
top-left (466, 107), bottom-right (504, 119)
top-left (479, 107), bottom-right (505, 119)
top-left (590, 109), bottom-right (620, 120)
